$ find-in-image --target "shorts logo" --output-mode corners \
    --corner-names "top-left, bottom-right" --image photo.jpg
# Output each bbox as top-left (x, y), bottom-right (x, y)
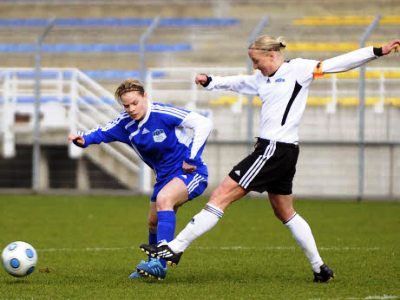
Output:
top-left (234, 170), bottom-right (241, 176)
top-left (153, 129), bottom-right (167, 143)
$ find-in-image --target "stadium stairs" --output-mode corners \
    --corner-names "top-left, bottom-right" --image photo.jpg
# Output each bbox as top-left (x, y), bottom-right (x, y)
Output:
top-left (0, 68), bottom-right (142, 191)
top-left (0, 0), bottom-right (399, 195)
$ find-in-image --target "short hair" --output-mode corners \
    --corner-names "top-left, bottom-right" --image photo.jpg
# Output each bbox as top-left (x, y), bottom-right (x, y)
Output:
top-left (248, 35), bottom-right (286, 53)
top-left (114, 79), bottom-right (145, 104)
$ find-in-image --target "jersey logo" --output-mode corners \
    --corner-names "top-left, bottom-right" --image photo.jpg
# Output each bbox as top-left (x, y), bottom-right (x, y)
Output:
top-left (153, 129), bottom-right (167, 143)
top-left (275, 78), bottom-right (285, 83)
top-left (142, 128), bottom-right (150, 134)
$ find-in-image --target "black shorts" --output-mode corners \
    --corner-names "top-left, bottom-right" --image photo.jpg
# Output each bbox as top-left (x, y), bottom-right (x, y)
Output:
top-left (229, 138), bottom-right (299, 195)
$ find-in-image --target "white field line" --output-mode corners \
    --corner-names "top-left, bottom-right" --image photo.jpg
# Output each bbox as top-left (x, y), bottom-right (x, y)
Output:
top-left (38, 246), bottom-right (137, 252)
top-left (37, 245), bottom-right (381, 252)
top-left (308, 295), bottom-right (399, 300)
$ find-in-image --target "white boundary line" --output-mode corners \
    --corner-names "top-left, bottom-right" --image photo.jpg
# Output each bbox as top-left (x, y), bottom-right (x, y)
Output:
top-left (36, 245), bottom-right (381, 252)
top-left (308, 296), bottom-right (399, 300)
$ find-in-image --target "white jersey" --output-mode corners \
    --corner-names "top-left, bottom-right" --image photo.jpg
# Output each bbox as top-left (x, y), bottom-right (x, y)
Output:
top-left (206, 46), bottom-right (379, 143)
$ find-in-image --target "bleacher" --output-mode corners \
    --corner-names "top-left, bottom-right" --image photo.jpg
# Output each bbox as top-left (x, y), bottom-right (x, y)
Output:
top-left (0, 0), bottom-right (399, 198)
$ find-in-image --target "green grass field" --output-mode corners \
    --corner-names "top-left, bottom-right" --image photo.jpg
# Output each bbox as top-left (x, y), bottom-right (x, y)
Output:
top-left (0, 194), bottom-right (399, 300)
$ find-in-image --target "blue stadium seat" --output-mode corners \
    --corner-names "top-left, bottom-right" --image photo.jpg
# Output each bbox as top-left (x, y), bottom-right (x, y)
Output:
top-left (0, 18), bottom-right (240, 27)
top-left (0, 43), bottom-right (192, 53)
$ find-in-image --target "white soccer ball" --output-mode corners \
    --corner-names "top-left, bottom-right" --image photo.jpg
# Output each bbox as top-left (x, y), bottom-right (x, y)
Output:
top-left (1, 241), bottom-right (38, 277)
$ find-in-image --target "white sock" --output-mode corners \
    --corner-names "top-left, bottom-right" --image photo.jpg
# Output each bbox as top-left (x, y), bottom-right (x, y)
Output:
top-left (285, 213), bottom-right (324, 273)
top-left (169, 203), bottom-right (224, 253)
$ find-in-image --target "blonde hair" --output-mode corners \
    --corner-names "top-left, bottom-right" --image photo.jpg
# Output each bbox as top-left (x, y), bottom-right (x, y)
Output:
top-left (114, 79), bottom-right (145, 104)
top-left (249, 35), bottom-right (286, 53)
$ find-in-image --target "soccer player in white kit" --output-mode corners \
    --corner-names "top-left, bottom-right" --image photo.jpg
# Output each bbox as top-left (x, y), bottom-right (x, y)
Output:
top-left (68, 79), bottom-right (212, 280)
top-left (140, 36), bottom-right (400, 282)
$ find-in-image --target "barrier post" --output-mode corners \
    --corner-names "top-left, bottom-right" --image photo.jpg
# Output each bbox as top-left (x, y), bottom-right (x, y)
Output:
top-left (32, 18), bottom-right (55, 192)
top-left (357, 15), bottom-right (381, 201)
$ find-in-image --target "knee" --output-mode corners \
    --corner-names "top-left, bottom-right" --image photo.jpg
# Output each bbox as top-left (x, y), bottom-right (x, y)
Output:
top-left (156, 193), bottom-right (173, 211)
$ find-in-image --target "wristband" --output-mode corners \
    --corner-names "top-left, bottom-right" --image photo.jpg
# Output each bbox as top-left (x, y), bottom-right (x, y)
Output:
top-left (373, 47), bottom-right (383, 57)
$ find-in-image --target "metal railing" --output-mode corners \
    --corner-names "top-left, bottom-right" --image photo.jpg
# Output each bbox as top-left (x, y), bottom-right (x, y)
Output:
top-left (0, 67), bottom-right (149, 192)
top-left (146, 66), bottom-right (400, 111)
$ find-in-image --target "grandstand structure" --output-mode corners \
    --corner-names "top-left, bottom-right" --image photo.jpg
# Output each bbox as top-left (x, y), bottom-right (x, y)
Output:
top-left (0, 0), bottom-right (399, 199)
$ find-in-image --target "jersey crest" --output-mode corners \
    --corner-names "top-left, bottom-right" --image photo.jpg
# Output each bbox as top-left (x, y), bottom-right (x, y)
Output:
top-left (153, 129), bottom-right (167, 143)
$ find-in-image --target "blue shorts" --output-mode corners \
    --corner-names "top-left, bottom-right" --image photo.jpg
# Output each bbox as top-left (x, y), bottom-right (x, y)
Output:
top-left (151, 171), bottom-right (208, 202)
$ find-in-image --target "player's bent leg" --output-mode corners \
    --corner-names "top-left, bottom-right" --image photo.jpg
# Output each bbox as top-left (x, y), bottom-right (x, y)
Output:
top-left (155, 178), bottom-right (189, 268)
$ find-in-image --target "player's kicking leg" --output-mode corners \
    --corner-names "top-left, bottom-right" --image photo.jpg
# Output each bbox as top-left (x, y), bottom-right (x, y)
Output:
top-left (141, 176), bottom-right (246, 266)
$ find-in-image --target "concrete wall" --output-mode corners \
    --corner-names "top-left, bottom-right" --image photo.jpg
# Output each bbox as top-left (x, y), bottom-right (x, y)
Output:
top-left (202, 105), bottom-right (400, 200)
top-left (203, 142), bottom-right (400, 200)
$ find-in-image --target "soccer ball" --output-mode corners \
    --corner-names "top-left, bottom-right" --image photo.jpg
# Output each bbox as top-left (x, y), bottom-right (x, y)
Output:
top-left (1, 241), bottom-right (38, 277)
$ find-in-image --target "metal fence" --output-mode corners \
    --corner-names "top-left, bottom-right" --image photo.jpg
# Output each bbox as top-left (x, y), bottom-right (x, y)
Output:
top-left (0, 66), bottom-right (399, 199)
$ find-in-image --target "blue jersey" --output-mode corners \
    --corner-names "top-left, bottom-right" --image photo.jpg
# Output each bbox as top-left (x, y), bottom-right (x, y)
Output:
top-left (79, 102), bottom-right (212, 182)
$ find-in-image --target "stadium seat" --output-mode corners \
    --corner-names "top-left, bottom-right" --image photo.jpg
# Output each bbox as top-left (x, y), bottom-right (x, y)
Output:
top-left (0, 18), bottom-right (240, 27)
top-left (293, 16), bottom-right (400, 26)
top-left (0, 43), bottom-right (192, 53)
top-left (208, 96), bottom-right (400, 107)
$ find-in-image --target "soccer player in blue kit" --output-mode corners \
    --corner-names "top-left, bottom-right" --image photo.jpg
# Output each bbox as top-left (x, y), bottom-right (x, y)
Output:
top-left (68, 79), bottom-right (212, 280)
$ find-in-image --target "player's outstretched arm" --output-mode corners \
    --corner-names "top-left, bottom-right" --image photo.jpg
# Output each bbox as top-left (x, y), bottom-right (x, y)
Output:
top-left (320, 39), bottom-right (399, 75)
top-left (382, 39), bottom-right (400, 55)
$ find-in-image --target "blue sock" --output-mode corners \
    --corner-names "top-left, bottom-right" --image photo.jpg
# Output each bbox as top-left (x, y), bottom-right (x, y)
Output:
top-left (157, 210), bottom-right (176, 268)
top-left (148, 230), bottom-right (157, 261)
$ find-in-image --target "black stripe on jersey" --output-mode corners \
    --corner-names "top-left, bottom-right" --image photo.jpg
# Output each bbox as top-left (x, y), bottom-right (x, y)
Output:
top-left (281, 81), bottom-right (302, 126)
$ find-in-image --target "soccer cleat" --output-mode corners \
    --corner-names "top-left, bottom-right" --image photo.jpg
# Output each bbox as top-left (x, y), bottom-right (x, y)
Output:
top-left (313, 264), bottom-right (334, 283)
top-left (136, 258), bottom-right (167, 280)
top-left (128, 260), bottom-right (147, 279)
top-left (140, 241), bottom-right (183, 266)
top-left (128, 271), bottom-right (143, 279)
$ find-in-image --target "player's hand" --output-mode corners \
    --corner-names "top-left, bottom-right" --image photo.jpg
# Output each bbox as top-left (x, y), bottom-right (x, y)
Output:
top-left (195, 74), bottom-right (209, 85)
top-left (182, 161), bottom-right (197, 173)
top-left (382, 39), bottom-right (400, 55)
top-left (68, 133), bottom-right (85, 146)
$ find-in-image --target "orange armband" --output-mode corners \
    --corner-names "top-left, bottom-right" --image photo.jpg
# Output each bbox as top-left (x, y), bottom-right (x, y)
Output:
top-left (313, 61), bottom-right (324, 79)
